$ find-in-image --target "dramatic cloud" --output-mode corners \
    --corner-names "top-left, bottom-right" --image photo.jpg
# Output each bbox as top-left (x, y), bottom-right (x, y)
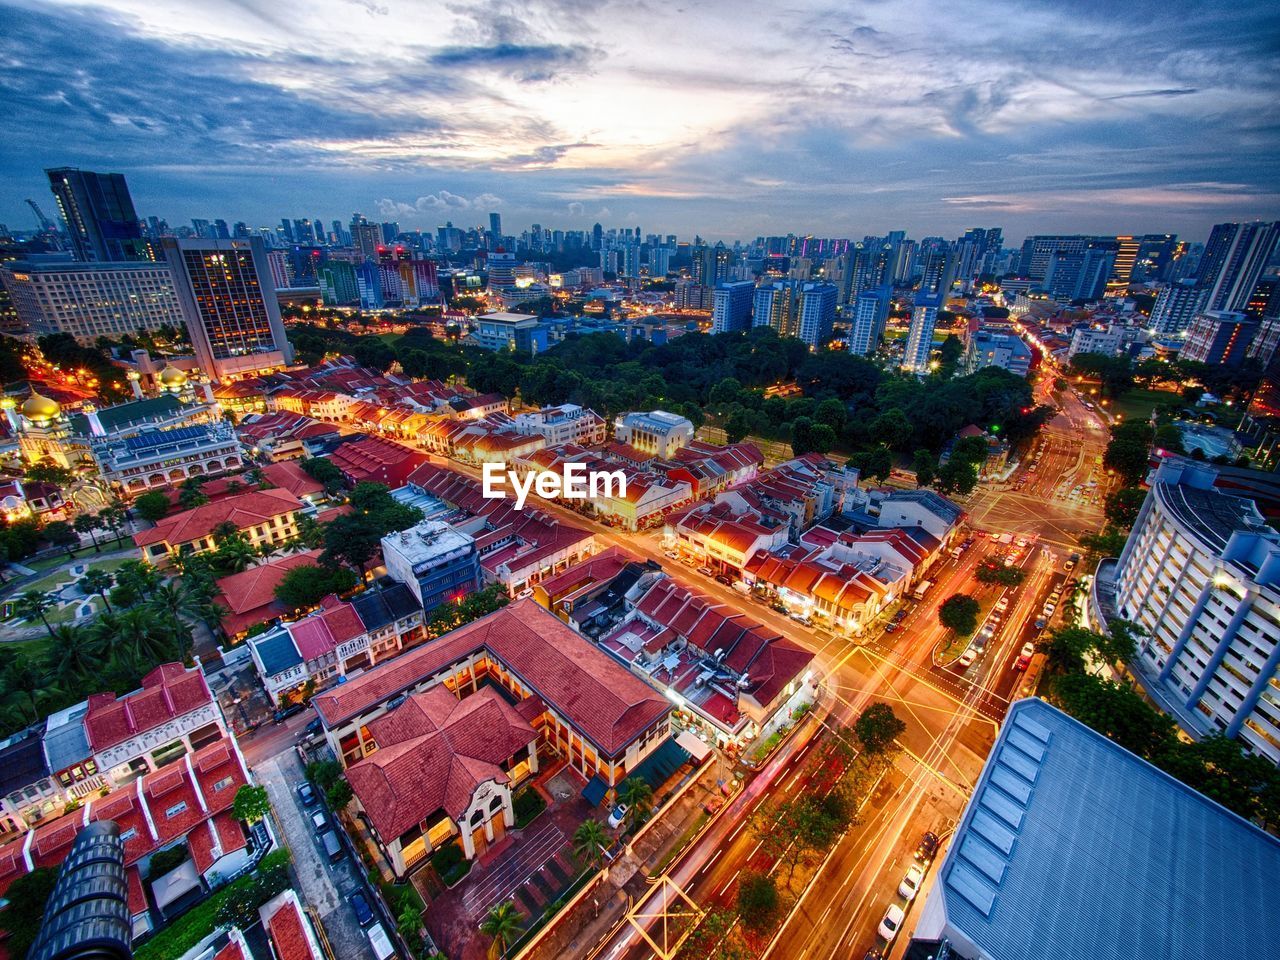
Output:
top-left (1, 0), bottom-right (1277, 240)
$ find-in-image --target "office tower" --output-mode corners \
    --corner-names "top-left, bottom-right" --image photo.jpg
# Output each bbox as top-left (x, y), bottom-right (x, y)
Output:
top-left (46, 167), bottom-right (148, 262)
top-left (1132, 234), bottom-right (1178, 282)
top-left (266, 249), bottom-right (293, 290)
top-left (1180, 311), bottom-right (1259, 367)
top-left (1109, 235), bottom-right (1140, 288)
top-left (955, 227), bottom-right (1002, 285)
top-left (161, 237), bottom-right (293, 380)
top-left (1, 260), bottom-right (183, 340)
top-left (489, 212), bottom-right (502, 243)
top-left (279, 218), bottom-right (295, 243)
top-left (319, 261), bottom-right (360, 305)
top-left (232, 221), bottom-right (250, 239)
top-left (331, 220), bottom-right (347, 246)
top-left (711, 280), bottom-right (755, 333)
top-left (893, 239), bottom-right (917, 284)
top-left (212, 219), bottom-right (230, 240)
top-left (902, 295), bottom-right (943, 374)
top-left (592, 223), bottom-right (603, 251)
top-left (355, 260), bottom-right (383, 309)
top-left (650, 246), bottom-right (672, 277)
top-left (918, 248), bottom-right (956, 299)
top-left (292, 219), bottom-right (313, 245)
top-left (381, 222), bottom-right (399, 244)
top-left (1197, 221), bottom-right (1280, 313)
top-left (487, 250), bottom-right (518, 291)
top-left (621, 242), bottom-right (642, 278)
top-left (1112, 459), bottom-right (1280, 763)
top-left (353, 222), bottom-right (382, 260)
top-left (1017, 235), bottom-right (1091, 280)
top-left (1149, 280), bottom-right (1208, 336)
top-left (753, 281), bottom-right (836, 347)
top-left (191, 218), bottom-right (212, 239)
top-left (847, 286), bottom-right (891, 356)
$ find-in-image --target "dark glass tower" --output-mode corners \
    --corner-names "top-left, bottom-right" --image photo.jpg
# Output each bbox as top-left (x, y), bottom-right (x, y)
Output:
top-left (45, 167), bottom-right (148, 262)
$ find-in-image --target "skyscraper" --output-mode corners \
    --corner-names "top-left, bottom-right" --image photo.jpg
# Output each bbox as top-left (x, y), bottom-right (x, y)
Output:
top-left (45, 167), bottom-right (148, 262)
top-left (847, 286), bottom-right (891, 356)
top-left (161, 237), bottom-right (293, 380)
top-left (902, 294), bottom-right (944, 375)
top-left (353, 222), bottom-right (382, 261)
top-left (1149, 280), bottom-right (1208, 336)
top-left (1196, 221), bottom-right (1280, 313)
top-left (752, 281), bottom-right (836, 347)
top-left (1180, 311), bottom-right (1259, 368)
top-left (489, 212), bottom-right (502, 243)
top-left (711, 280), bottom-right (755, 333)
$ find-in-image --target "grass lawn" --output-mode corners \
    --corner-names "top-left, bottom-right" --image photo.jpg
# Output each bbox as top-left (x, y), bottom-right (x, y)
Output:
top-left (377, 332), bottom-right (402, 346)
top-left (1114, 387), bottom-right (1182, 424)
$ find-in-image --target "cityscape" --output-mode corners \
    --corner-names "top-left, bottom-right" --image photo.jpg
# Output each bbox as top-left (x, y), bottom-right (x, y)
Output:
top-left (1, 4), bottom-right (1280, 960)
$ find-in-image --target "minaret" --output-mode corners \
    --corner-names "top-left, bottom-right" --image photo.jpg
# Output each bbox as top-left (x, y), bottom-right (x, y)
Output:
top-left (127, 370), bottom-right (144, 400)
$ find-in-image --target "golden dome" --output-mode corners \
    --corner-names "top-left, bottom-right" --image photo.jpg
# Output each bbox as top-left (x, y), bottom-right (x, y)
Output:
top-left (158, 364), bottom-right (189, 389)
top-left (21, 392), bottom-right (61, 422)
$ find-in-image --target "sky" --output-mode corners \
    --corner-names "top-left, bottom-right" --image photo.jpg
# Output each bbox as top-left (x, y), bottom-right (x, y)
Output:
top-left (1, 0), bottom-right (1278, 244)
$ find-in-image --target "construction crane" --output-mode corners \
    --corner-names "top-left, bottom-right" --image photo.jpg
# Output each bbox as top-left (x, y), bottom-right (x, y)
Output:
top-left (24, 199), bottom-right (65, 250)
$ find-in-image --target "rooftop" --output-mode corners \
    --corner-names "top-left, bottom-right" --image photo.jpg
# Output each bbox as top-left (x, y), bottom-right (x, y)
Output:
top-left (83, 663), bottom-right (213, 753)
top-left (382, 519), bottom-right (475, 567)
top-left (134, 488), bottom-right (303, 548)
top-left (926, 698), bottom-right (1280, 960)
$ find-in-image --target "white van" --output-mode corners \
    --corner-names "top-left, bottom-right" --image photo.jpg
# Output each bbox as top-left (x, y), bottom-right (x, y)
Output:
top-left (368, 923), bottom-right (397, 960)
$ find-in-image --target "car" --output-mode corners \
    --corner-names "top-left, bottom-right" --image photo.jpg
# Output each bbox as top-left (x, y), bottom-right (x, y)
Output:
top-left (1016, 642), bottom-right (1036, 670)
top-left (681, 556), bottom-right (698, 568)
top-left (304, 716), bottom-right (323, 738)
top-left (319, 829), bottom-right (343, 863)
top-left (273, 703), bottom-right (305, 724)
top-left (1042, 603), bottom-right (1057, 617)
top-left (367, 923), bottom-right (396, 960)
top-left (607, 804), bottom-right (628, 829)
top-left (704, 796), bottom-right (725, 815)
top-left (878, 904), bottom-right (905, 942)
top-left (1065, 554), bottom-right (1079, 571)
top-left (995, 596), bottom-right (1009, 612)
top-left (957, 648), bottom-right (977, 669)
top-left (892, 609), bottom-right (909, 623)
top-left (915, 831), bottom-right (940, 864)
top-left (663, 550), bottom-right (679, 560)
top-left (715, 574), bottom-right (733, 586)
top-left (884, 622), bottom-right (899, 633)
top-left (1034, 618), bottom-right (1047, 630)
top-left (899, 864), bottom-right (925, 901)
top-left (350, 890), bottom-right (375, 927)
top-left (311, 810), bottom-right (327, 833)
top-left (516, 587), bottom-right (534, 600)
top-left (789, 612), bottom-right (812, 626)
top-left (862, 951), bottom-right (884, 960)
top-left (297, 783), bottom-right (318, 807)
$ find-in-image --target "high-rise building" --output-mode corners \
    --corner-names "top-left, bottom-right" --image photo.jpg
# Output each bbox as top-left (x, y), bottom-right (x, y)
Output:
top-left (902, 296), bottom-right (943, 374)
top-left (381, 222), bottom-right (400, 245)
top-left (1180, 310), bottom-right (1259, 368)
top-left (1105, 460), bottom-right (1280, 764)
top-left (1108, 235), bottom-right (1140, 288)
top-left (1149, 280), bottom-right (1208, 336)
top-left (319, 261), bottom-right (359, 306)
top-left (356, 260), bottom-right (383, 310)
top-left (847, 286), bottom-right (891, 356)
top-left (620, 242), bottom-right (642, 279)
top-left (1197, 221), bottom-right (1280, 313)
top-left (711, 280), bottom-right (755, 333)
top-left (752, 281), bottom-right (836, 347)
top-left (1017, 235), bottom-right (1091, 280)
top-left (45, 167), bottom-right (148, 262)
top-left (353, 222), bottom-right (382, 261)
top-left (161, 237), bottom-right (293, 380)
top-left (1, 260), bottom-right (183, 340)
top-left (488, 212), bottom-right (502, 245)
top-left (266, 249), bottom-right (293, 290)
top-left (1132, 234), bottom-right (1178, 283)
top-left (398, 259), bottom-right (439, 304)
top-left (650, 246), bottom-right (672, 277)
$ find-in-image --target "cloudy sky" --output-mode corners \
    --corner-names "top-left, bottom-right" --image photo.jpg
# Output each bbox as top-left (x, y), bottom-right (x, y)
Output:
top-left (2, 0), bottom-right (1278, 243)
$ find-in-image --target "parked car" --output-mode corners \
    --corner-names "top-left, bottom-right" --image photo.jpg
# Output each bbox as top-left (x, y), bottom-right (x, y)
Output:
top-left (607, 804), bottom-right (628, 829)
top-left (995, 596), bottom-right (1009, 612)
top-left (664, 550), bottom-right (679, 560)
top-left (304, 717), bottom-right (323, 738)
top-left (297, 783), bottom-right (318, 807)
top-left (310, 810), bottom-right (327, 833)
top-left (1065, 554), bottom-right (1079, 571)
top-left (319, 829), bottom-right (343, 863)
top-left (273, 703), bottom-right (305, 724)
top-left (367, 923), bottom-right (396, 960)
top-left (884, 622), bottom-right (899, 633)
top-left (878, 904), bottom-right (905, 943)
top-left (1042, 603), bottom-right (1057, 617)
top-left (350, 890), bottom-right (375, 927)
top-left (915, 831), bottom-right (940, 864)
top-left (899, 864), bottom-right (925, 901)
top-left (957, 648), bottom-right (977, 669)
top-left (1034, 618), bottom-right (1047, 630)
top-left (892, 609), bottom-right (909, 623)
top-left (715, 574), bottom-right (733, 586)
top-left (1016, 642), bottom-right (1036, 670)
top-left (697, 566), bottom-right (714, 577)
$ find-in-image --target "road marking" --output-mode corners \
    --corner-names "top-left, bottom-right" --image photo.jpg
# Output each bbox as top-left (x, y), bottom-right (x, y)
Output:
top-left (699, 848), bottom-right (724, 875)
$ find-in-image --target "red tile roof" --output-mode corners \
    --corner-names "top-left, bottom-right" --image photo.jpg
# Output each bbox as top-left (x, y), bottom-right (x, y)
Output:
top-left (126, 864), bottom-right (148, 917)
top-left (143, 759), bottom-right (206, 845)
top-left (329, 435), bottom-right (428, 487)
top-left (213, 939), bottom-right (248, 960)
top-left (314, 600), bottom-right (669, 758)
top-left (212, 550), bottom-right (324, 636)
top-left (261, 460), bottom-right (325, 498)
top-left (84, 663), bottom-right (213, 753)
top-left (0, 839), bottom-right (26, 899)
top-left (134, 489), bottom-right (303, 548)
top-left (268, 894), bottom-right (321, 960)
top-left (87, 781), bottom-right (157, 864)
top-left (288, 595), bottom-right (367, 661)
top-left (346, 686), bottom-right (538, 840)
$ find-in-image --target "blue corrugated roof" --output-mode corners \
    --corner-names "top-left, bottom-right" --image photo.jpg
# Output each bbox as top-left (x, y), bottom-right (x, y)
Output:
top-left (123, 425), bottom-right (209, 451)
top-left (252, 629), bottom-right (302, 676)
top-left (934, 698), bottom-right (1280, 959)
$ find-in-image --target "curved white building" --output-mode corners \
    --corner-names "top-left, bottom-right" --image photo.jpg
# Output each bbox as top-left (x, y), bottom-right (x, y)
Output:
top-left (1112, 461), bottom-right (1280, 763)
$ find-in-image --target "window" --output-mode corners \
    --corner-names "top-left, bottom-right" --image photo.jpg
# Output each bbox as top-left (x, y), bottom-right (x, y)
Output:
top-left (166, 801), bottom-right (188, 818)
top-left (119, 827), bottom-right (137, 842)
top-left (213, 776), bottom-right (234, 792)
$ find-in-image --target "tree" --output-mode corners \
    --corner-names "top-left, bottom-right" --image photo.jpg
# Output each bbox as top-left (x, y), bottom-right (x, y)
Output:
top-left (480, 901), bottom-right (524, 959)
top-left (47, 624), bottom-right (101, 684)
top-left (232, 784), bottom-right (271, 825)
top-left (815, 397), bottom-right (848, 433)
top-left (912, 449), bottom-right (937, 488)
top-left (322, 514), bottom-right (383, 578)
top-left (0, 867), bottom-right (58, 960)
top-left (935, 458), bottom-right (979, 497)
top-left (73, 513), bottom-right (103, 552)
top-left (134, 490), bottom-right (171, 523)
top-left (300, 457), bottom-right (343, 486)
top-left (114, 559), bottom-right (160, 602)
top-left (2, 656), bottom-right (45, 719)
top-left (736, 870), bottom-right (779, 931)
top-left (724, 408), bottom-right (753, 445)
top-left (24, 463), bottom-right (74, 487)
top-left (1079, 528), bottom-right (1128, 561)
top-left (618, 778), bottom-right (654, 827)
top-left (1049, 672), bottom-right (1175, 761)
top-left (1104, 487), bottom-right (1147, 529)
top-left (974, 560), bottom-right (1026, 587)
top-left (115, 608), bottom-right (176, 664)
top-left (938, 594), bottom-right (980, 635)
top-left (149, 581), bottom-right (203, 662)
top-left (854, 703), bottom-right (906, 755)
top-left (79, 569), bottom-right (114, 612)
top-left (870, 408), bottom-right (914, 451)
top-left (274, 564), bottom-right (359, 610)
top-left (43, 520), bottom-right (79, 556)
top-left (14, 589), bottom-right (54, 636)
top-left (572, 819), bottom-right (610, 873)
top-left (326, 777), bottom-right (353, 810)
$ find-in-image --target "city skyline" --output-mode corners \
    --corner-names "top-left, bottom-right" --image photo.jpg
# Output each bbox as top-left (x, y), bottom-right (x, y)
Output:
top-left (2, 0), bottom-right (1278, 241)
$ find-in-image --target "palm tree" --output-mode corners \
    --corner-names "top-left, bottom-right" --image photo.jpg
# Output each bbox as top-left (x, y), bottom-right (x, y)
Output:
top-left (619, 778), bottom-right (654, 828)
top-left (2, 657), bottom-right (46, 720)
top-left (479, 901), bottom-right (524, 960)
top-left (79, 569), bottom-right (114, 613)
top-left (117, 608), bottom-right (176, 665)
top-left (573, 820), bottom-right (610, 874)
top-left (149, 582), bottom-right (200, 662)
top-left (73, 513), bottom-right (103, 553)
top-left (46, 624), bottom-right (101, 684)
top-left (14, 589), bottom-right (54, 637)
top-left (115, 559), bottom-right (159, 601)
